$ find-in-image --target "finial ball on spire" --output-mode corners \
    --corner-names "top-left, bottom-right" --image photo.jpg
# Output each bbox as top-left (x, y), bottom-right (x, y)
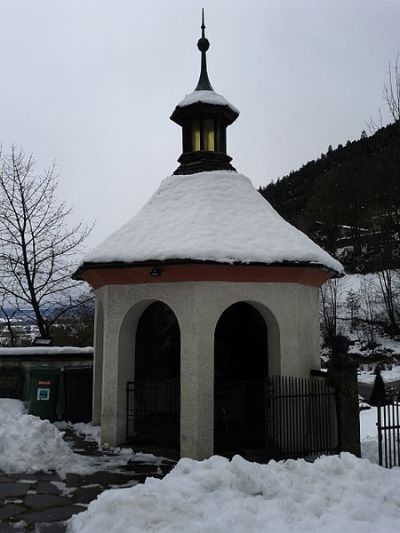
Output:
top-left (197, 37), bottom-right (210, 52)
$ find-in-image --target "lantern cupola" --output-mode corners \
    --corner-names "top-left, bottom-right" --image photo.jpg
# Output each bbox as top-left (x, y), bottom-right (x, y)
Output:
top-left (171, 9), bottom-right (239, 175)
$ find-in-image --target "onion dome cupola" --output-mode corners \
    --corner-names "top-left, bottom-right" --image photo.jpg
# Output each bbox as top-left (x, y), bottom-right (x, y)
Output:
top-left (171, 9), bottom-right (239, 175)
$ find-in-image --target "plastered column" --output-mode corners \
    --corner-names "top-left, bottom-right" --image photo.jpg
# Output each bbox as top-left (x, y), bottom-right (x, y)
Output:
top-left (92, 291), bottom-right (104, 424)
top-left (179, 288), bottom-right (216, 459)
top-left (100, 288), bottom-right (128, 446)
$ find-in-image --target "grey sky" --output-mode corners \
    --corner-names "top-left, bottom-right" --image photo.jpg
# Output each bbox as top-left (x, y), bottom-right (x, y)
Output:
top-left (1, 0), bottom-right (399, 252)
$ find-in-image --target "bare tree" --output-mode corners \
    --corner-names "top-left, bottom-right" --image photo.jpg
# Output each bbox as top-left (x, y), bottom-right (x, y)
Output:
top-left (376, 269), bottom-right (400, 335)
top-left (357, 277), bottom-right (379, 350)
top-left (367, 53), bottom-right (400, 133)
top-left (384, 54), bottom-right (400, 122)
top-left (320, 278), bottom-right (342, 347)
top-left (0, 295), bottom-right (17, 346)
top-left (366, 108), bottom-right (384, 135)
top-left (0, 147), bottom-right (92, 341)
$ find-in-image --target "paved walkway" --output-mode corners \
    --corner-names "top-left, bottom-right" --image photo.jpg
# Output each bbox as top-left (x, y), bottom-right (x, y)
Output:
top-left (0, 429), bottom-right (175, 532)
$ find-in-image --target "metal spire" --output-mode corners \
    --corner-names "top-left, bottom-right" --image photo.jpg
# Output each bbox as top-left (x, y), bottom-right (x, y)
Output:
top-left (195, 8), bottom-right (214, 91)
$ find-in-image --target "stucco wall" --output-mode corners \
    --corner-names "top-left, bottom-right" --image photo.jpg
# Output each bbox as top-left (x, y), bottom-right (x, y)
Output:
top-left (94, 280), bottom-right (320, 458)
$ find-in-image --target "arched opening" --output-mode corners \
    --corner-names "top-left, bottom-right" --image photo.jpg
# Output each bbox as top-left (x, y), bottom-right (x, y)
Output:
top-left (132, 301), bottom-right (180, 455)
top-left (214, 302), bottom-right (268, 459)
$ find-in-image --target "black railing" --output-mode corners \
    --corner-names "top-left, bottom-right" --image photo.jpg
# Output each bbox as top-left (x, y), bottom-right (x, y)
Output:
top-left (127, 374), bottom-right (338, 461)
top-left (266, 375), bottom-right (338, 460)
top-left (377, 398), bottom-right (400, 468)
top-left (126, 379), bottom-right (179, 450)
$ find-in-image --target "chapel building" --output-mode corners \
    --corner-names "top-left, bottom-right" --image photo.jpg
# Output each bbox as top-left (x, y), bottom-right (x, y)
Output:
top-left (75, 14), bottom-right (342, 460)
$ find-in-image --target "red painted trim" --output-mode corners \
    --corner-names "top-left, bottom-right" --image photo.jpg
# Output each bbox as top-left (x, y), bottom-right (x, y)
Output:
top-left (80, 264), bottom-right (331, 289)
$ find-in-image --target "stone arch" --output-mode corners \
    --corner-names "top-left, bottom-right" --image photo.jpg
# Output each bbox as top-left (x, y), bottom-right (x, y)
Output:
top-left (213, 300), bottom-right (280, 458)
top-left (244, 300), bottom-right (280, 376)
top-left (118, 299), bottom-right (181, 454)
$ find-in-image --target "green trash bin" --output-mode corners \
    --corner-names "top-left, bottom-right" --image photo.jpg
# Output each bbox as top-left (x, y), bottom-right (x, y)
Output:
top-left (28, 366), bottom-right (61, 422)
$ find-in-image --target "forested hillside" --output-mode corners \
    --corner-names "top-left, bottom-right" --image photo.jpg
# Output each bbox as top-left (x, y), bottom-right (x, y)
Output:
top-left (259, 121), bottom-right (400, 271)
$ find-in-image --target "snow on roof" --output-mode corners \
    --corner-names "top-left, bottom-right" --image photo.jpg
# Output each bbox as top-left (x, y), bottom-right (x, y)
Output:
top-left (82, 171), bottom-right (343, 274)
top-left (0, 346), bottom-right (93, 357)
top-left (177, 90), bottom-right (239, 114)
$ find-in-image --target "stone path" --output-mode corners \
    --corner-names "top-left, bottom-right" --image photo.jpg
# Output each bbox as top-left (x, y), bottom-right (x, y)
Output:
top-left (0, 429), bottom-right (176, 532)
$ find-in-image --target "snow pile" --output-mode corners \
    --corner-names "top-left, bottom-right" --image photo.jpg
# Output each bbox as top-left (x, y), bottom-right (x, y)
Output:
top-left (68, 453), bottom-right (400, 533)
top-left (0, 400), bottom-right (145, 478)
top-left (0, 399), bottom-right (89, 478)
top-left (177, 89), bottom-right (239, 114)
top-left (56, 420), bottom-right (102, 448)
top-left (83, 171), bottom-right (343, 274)
top-left (360, 407), bottom-right (379, 464)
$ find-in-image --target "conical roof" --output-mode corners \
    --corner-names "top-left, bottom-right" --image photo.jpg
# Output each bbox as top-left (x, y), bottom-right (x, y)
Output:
top-left (80, 171), bottom-right (343, 274)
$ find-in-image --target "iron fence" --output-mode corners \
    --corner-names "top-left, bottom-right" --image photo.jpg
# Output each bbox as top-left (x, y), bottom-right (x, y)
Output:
top-left (266, 375), bottom-right (338, 460)
top-left (377, 398), bottom-right (400, 468)
top-left (126, 374), bottom-right (338, 461)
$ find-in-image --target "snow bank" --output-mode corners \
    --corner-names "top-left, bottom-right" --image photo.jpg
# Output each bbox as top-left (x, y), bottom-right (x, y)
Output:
top-left (0, 346), bottom-right (93, 357)
top-left (358, 365), bottom-right (400, 384)
top-left (360, 407), bottom-right (379, 464)
top-left (0, 399), bottom-right (89, 478)
top-left (0, 400), bottom-right (143, 478)
top-left (82, 171), bottom-right (343, 274)
top-left (68, 453), bottom-right (400, 533)
top-left (177, 89), bottom-right (239, 114)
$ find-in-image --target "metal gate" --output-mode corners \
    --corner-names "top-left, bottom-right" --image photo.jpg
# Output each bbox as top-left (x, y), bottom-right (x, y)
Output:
top-left (266, 375), bottom-right (338, 460)
top-left (377, 392), bottom-right (400, 468)
top-left (126, 379), bottom-right (179, 449)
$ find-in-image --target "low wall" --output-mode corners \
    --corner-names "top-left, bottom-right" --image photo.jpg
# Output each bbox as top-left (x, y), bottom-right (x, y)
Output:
top-left (0, 347), bottom-right (93, 400)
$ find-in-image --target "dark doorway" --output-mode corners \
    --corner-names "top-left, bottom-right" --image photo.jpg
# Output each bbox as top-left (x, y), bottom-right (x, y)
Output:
top-left (214, 302), bottom-right (268, 458)
top-left (129, 301), bottom-right (180, 455)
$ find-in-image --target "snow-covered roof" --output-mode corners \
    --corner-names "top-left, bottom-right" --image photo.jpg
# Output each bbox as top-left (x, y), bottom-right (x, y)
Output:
top-left (81, 171), bottom-right (343, 274)
top-left (0, 346), bottom-right (93, 357)
top-left (177, 90), bottom-right (239, 115)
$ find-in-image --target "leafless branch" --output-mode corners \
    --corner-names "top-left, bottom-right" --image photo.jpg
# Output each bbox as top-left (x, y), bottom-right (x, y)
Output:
top-left (0, 146), bottom-right (92, 341)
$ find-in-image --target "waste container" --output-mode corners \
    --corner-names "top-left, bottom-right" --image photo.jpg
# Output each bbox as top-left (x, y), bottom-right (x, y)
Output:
top-left (28, 366), bottom-right (61, 422)
top-left (0, 366), bottom-right (24, 399)
top-left (63, 366), bottom-right (93, 423)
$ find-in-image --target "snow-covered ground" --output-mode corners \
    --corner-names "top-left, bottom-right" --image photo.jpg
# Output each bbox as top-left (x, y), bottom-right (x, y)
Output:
top-left (1, 397), bottom-right (399, 532)
top-left (68, 453), bottom-right (400, 533)
top-left (0, 399), bottom-right (158, 479)
top-left (322, 271), bottom-right (400, 366)
top-left (358, 365), bottom-right (400, 385)
top-left (68, 406), bottom-right (398, 533)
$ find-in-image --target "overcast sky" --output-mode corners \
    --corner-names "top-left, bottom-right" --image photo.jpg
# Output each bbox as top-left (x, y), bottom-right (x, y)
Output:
top-left (1, 0), bottom-right (399, 252)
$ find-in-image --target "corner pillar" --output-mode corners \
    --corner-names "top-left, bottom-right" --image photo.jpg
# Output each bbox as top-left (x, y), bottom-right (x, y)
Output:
top-left (327, 336), bottom-right (361, 457)
top-left (180, 302), bottom-right (215, 459)
top-left (92, 297), bottom-right (104, 425)
top-left (100, 294), bottom-right (132, 447)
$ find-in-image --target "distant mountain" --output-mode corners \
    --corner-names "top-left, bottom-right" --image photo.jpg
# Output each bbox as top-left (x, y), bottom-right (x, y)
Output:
top-left (259, 121), bottom-right (400, 271)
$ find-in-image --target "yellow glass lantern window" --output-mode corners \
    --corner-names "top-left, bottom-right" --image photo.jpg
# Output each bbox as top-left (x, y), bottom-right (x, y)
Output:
top-left (204, 119), bottom-right (215, 151)
top-left (191, 119), bottom-right (201, 151)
